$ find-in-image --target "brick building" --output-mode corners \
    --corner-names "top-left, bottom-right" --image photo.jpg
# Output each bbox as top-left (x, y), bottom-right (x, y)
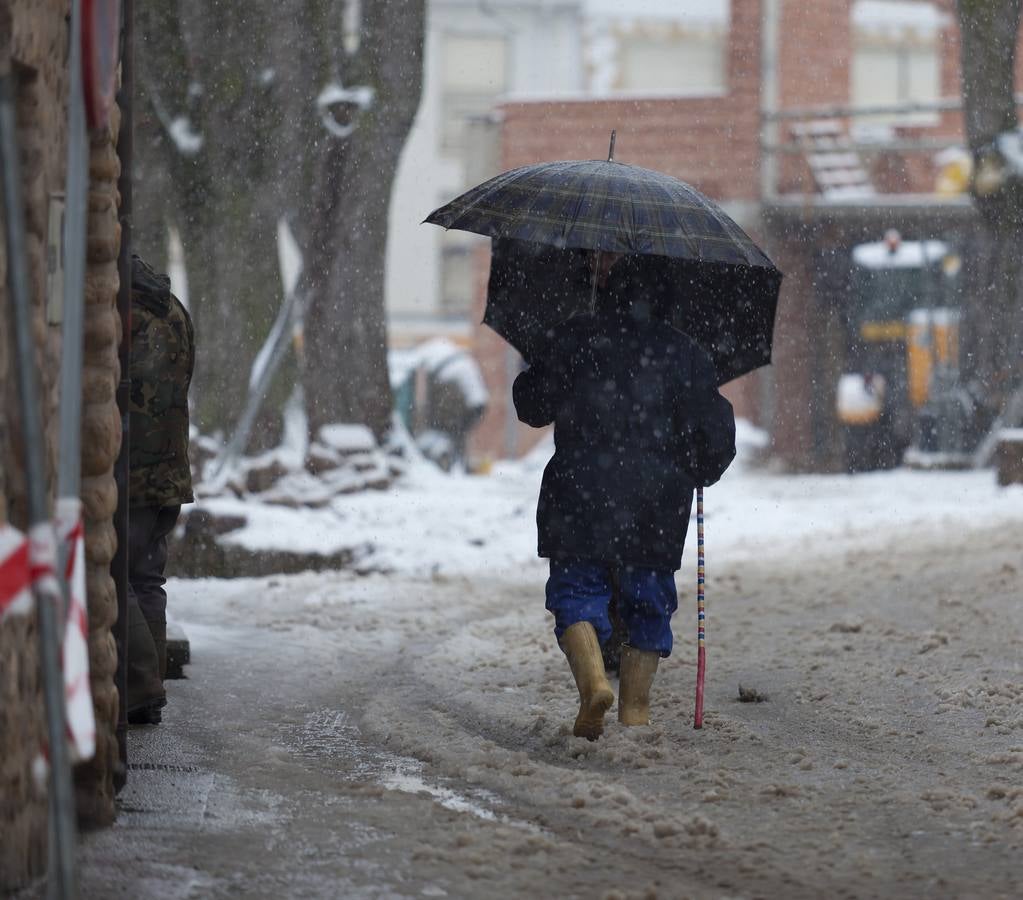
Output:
top-left (468, 0), bottom-right (1023, 470)
top-left (1, 1), bottom-right (122, 889)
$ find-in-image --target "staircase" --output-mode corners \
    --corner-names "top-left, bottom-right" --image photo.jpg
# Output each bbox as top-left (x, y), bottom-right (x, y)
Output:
top-left (790, 119), bottom-right (875, 199)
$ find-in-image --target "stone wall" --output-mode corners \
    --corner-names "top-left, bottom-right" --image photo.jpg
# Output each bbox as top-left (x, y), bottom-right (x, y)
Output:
top-left (74, 106), bottom-right (122, 827)
top-left (1, 0), bottom-right (123, 888)
top-left (0, 0), bottom-right (70, 889)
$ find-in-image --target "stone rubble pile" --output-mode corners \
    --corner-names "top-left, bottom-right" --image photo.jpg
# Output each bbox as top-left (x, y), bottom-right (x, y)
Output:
top-left (169, 424), bottom-right (405, 578)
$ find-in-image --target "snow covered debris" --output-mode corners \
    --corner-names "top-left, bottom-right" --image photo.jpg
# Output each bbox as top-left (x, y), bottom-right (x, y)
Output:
top-left (995, 128), bottom-right (1023, 180)
top-left (836, 373), bottom-right (885, 424)
top-left (319, 423), bottom-right (377, 455)
top-left (435, 355), bottom-right (489, 409)
top-left (390, 338), bottom-right (489, 409)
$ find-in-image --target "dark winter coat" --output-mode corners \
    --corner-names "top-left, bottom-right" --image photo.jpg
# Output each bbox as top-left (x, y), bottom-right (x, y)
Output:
top-left (513, 287), bottom-right (735, 571)
top-left (129, 255), bottom-right (195, 508)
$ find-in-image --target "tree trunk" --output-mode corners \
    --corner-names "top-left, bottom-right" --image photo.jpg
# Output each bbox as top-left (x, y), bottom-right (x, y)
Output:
top-left (302, 0), bottom-right (427, 440)
top-left (956, 0), bottom-right (1023, 410)
top-left (134, 1), bottom-right (426, 445)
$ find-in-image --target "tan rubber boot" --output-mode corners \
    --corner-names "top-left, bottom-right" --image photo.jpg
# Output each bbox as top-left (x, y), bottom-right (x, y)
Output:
top-left (561, 622), bottom-right (615, 740)
top-left (618, 645), bottom-right (660, 726)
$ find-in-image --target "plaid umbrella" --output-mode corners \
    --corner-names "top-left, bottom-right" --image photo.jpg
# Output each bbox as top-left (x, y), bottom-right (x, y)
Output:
top-left (426, 157), bottom-right (782, 385)
top-left (428, 154), bottom-right (779, 730)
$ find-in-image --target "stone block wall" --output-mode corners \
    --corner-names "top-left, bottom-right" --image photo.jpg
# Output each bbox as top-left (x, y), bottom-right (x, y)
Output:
top-left (1, 0), bottom-right (123, 887)
top-left (73, 107), bottom-right (122, 826)
top-left (0, 0), bottom-right (70, 890)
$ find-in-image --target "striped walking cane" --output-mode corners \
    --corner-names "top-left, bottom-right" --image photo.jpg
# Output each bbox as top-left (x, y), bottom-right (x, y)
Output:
top-left (694, 486), bottom-right (706, 729)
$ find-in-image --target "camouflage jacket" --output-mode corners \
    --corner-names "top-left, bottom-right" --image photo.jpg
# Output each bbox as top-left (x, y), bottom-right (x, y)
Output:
top-left (129, 256), bottom-right (195, 507)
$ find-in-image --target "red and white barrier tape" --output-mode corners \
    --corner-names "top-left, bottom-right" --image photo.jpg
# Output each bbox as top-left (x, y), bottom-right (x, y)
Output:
top-left (55, 498), bottom-right (95, 763)
top-left (0, 524), bottom-right (31, 618)
top-left (1, 510), bottom-right (95, 762)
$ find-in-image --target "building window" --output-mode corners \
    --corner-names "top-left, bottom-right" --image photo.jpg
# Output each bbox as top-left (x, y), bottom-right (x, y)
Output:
top-left (584, 1), bottom-right (730, 96)
top-left (616, 26), bottom-right (727, 94)
top-left (441, 34), bottom-right (508, 154)
top-left (851, 1), bottom-right (946, 121)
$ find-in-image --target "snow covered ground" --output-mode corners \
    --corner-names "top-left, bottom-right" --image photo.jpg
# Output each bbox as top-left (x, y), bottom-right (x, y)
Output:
top-left (64, 432), bottom-right (1022, 899)
top-left (199, 423), bottom-right (1023, 579)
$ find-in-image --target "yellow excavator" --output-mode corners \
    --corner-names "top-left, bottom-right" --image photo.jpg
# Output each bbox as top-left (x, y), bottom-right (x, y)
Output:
top-left (836, 230), bottom-right (968, 471)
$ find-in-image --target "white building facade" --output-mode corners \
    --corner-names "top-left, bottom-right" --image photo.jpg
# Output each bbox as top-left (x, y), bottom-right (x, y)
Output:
top-left (386, 0), bottom-right (584, 346)
top-left (385, 0), bottom-right (731, 345)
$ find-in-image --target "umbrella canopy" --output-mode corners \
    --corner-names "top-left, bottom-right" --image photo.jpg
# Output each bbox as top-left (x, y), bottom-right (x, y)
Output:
top-left (426, 158), bottom-right (782, 384)
top-left (485, 239), bottom-right (780, 386)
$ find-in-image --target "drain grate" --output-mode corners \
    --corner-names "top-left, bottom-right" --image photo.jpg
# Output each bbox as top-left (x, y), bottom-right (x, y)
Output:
top-left (127, 762), bottom-right (201, 773)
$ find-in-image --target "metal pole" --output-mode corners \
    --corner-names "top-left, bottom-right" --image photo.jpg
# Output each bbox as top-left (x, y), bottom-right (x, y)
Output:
top-left (208, 288), bottom-right (298, 485)
top-left (764, 137), bottom-right (967, 155)
top-left (764, 92), bottom-right (1023, 122)
top-left (111, 0), bottom-right (134, 789)
top-left (0, 72), bottom-right (78, 900)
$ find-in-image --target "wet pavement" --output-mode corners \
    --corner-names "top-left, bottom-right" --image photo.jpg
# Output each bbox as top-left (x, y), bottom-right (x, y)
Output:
top-left (53, 620), bottom-right (538, 900)
top-left (18, 526), bottom-right (1023, 899)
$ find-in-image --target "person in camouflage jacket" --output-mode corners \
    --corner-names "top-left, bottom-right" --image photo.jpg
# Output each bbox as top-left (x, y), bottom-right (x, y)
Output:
top-left (125, 254), bottom-right (195, 725)
top-left (130, 255), bottom-right (195, 507)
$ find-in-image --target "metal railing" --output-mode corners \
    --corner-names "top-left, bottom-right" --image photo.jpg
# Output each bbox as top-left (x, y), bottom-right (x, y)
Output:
top-left (760, 93), bottom-right (1023, 201)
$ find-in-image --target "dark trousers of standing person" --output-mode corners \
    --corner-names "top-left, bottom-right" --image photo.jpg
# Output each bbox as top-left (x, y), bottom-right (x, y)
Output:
top-left (126, 505), bottom-right (180, 722)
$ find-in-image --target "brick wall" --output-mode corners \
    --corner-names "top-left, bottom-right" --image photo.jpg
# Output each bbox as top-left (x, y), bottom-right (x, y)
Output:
top-left (498, 0), bottom-right (762, 199)
top-left (471, 1), bottom-right (1023, 466)
top-left (471, 1), bottom-right (765, 461)
top-left (780, 0), bottom-right (852, 108)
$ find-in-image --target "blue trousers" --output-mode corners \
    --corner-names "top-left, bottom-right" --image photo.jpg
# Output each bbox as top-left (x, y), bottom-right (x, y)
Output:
top-left (546, 559), bottom-right (679, 657)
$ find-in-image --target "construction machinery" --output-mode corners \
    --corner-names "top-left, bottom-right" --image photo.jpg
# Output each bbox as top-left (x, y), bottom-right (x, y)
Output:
top-left (836, 230), bottom-right (970, 471)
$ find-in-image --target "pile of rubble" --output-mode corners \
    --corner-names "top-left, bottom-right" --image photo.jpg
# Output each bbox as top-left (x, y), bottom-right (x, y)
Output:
top-left (169, 424), bottom-right (404, 578)
top-left (198, 423), bottom-right (400, 507)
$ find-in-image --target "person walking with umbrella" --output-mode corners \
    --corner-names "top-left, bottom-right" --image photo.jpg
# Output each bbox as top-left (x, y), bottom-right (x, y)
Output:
top-left (512, 251), bottom-right (736, 739)
top-left (426, 137), bottom-right (781, 739)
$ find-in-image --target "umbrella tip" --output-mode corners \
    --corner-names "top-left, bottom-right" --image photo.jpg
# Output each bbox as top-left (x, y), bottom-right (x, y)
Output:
top-left (608, 130), bottom-right (616, 162)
